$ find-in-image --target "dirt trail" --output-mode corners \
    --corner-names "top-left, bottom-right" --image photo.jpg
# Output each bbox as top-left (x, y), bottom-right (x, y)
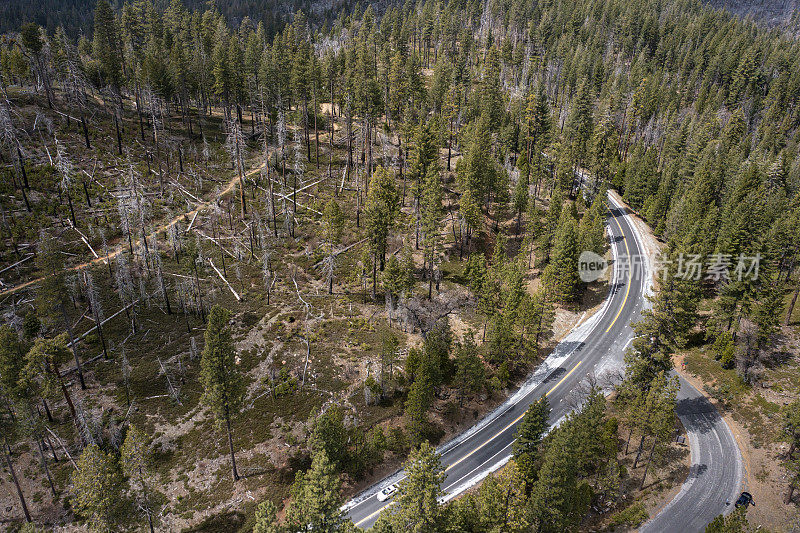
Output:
top-left (0, 163), bottom-right (264, 298)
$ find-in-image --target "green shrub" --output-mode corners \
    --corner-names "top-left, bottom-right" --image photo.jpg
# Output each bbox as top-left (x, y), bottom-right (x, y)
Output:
top-left (712, 331), bottom-right (736, 369)
top-left (608, 502), bottom-right (649, 528)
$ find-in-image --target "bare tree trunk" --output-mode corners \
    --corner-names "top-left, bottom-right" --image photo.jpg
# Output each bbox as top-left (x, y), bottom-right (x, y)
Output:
top-left (640, 438), bottom-right (658, 490)
top-left (346, 107), bottom-right (353, 171)
top-left (192, 258), bottom-right (205, 322)
top-left (66, 190), bottom-right (77, 227)
top-left (135, 82), bottom-right (145, 141)
top-left (447, 118), bottom-right (453, 171)
top-left (53, 362), bottom-right (80, 431)
top-left (329, 86), bottom-right (334, 189)
top-left (224, 408), bottom-right (240, 481)
top-left (786, 280), bottom-right (799, 326)
top-left (303, 98), bottom-right (311, 162)
top-left (44, 430), bottom-right (58, 461)
top-left (268, 162), bottom-right (278, 237)
top-left (157, 261), bottom-right (172, 314)
top-left (14, 145), bottom-right (32, 212)
top-left (372, 256), bottom-right (377, 299)
top-left (61, 302), bottom-right (85, 389)
top-left (94, 306), bottom-right (109, 360)
top-left (42, 398), bottom-right (53, 423)
top-left (16, 145), bottom-right (29, 188)
top-left (237, 134), bottom-right (247, 218)
top-left (114, 111), bottom-right (123, 155)
top-left (314, 83), bottom-right (319, 169)
top-left (35, 435), bottom-right (57, 497)
top-left (398, 135), bottom-right (405, 206)
top-left (3, 438), bottom-right (31, 522)
top-left (633, 435), bottom-right (646, 468)
top-left (625, 427), bottom-right (634, 454)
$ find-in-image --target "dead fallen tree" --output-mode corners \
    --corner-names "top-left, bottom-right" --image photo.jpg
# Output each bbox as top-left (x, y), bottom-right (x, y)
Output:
top-left (208, 258), bottom-right (241, 301)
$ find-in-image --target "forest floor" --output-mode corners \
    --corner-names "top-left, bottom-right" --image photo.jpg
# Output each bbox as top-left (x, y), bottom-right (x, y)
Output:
top-left (0, 87), bottom-right (612, 532)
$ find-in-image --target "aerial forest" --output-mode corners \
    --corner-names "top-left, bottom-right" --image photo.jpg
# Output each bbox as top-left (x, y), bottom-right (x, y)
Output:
top-left (0, 0), bottom-right (799, 530)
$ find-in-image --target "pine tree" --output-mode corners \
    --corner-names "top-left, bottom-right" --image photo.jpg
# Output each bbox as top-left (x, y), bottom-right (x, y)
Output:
top-left (464, 252), bottom-right (488, 295)
top-left (459, 188), bottom-right (483, 253)
top-left (421, 165), bottom-right (443, 298)
top-left (782, 399), bottom-right (800, 503)
top-left (565, 81), bottom-right (594, 175)
top-left (591, 112), bottom-right (617, 189)
top-left (513, 395), bottom-right (550, 461)
top-left (525, 288), bottom-right (556, 353)
top-left (705, 507), bottom-right (751, 533)
top-left (36, 232), bottom-right (86, 389)
top-left (212, 29), bottom-right (233, 114)
top-left (471, 461), bottom-right (531, 532)
top-left (540, 189), bottom-right (564, 263)
top-left (454, 333), bottom-right (486, 404)
top-left (71, 444), bottom-right (122, 532)
top-left (0, 325), bottom-right (25, 400)
top-left (405, 369), bottom-right (434, 447)
top-left (523, 84), bottom-right (552, 197)
top-left (387, 50), bottom-right (408, 125)
top-left (579, 190), bottom-right (607, 256)
top-left (199, 305), bottom-right (244, 481)
top-left (309, 405), bottom-right (349, 469)
top-left (481, 46), bottom-right (504, 133)
top-left (121, 424), bottom-right (156, 533)
top-left (513, 395), bottom-right (550, 486)
top-left (543, 209), bottom-right (581, 302)
top-left (378, 441), bottom-right (445, 531)
top-left (9, 332), bottom-right (59, 499)
top-left (322, 199), bottom-right (345, 294)
top-left (513, 175), bottom-right (528, 234)
top-left (93, 0), bottom-right (123, 91)
top-left (457, 112), bottom-right (497, 208)
top-left (284, 449), bottom-right (349, 531)
top-left (253, 500), bottom-right (281, 533)
top-left (528, 429), bottom-right (591, 533)
top-left (408, 122), bottom-right (438, 247)
top-left (636, 374), bottom-right (679, 489)
top-left (290, 22), bottom-right (313, 162)
top-left (20, 23), bottom-right (54, 108)
top-left (365, 166), bottom-right (400, 295)
top-left (23, 335), bottom-right (81, 436)
top-left (383, 254), bottom-right (411, 313)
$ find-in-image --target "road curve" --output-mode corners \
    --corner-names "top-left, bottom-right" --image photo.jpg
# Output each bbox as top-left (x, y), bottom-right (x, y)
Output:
top-left (344, 193), bottom-right (648, 528)
top-left (640, 377), bottom-right (743, 532)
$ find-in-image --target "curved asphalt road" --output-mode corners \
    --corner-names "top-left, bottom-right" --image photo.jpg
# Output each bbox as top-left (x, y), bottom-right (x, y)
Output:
top-left (344, 192), bottom-right (743, 530)
top-left (345, 193), bottom-right (648, 528)
top-left (641, 376), bottom-right (743, 532)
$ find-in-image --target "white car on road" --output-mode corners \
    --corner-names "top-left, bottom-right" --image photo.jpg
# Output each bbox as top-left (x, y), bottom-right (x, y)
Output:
top-left (376, 483), bottom-right (399, 502)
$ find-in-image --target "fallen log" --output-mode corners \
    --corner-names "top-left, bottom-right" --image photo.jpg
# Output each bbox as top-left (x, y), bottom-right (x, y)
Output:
top-left (208, 258), bottom-right (241, 301)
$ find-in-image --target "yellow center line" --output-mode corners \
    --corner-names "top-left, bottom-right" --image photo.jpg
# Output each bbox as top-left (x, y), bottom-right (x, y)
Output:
top-left (354, 502), bottom-right (395, 526)
top-left (353, 359), bottom-right (584, 528)
top-left (605, 207), bottom-right (632, 333)
top-left (544, 359), bottom-right (583, 397)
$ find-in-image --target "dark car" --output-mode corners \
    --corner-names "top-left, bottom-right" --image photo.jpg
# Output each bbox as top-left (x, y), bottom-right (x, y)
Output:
top-left (734, 491), bottom-right (754, 508)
